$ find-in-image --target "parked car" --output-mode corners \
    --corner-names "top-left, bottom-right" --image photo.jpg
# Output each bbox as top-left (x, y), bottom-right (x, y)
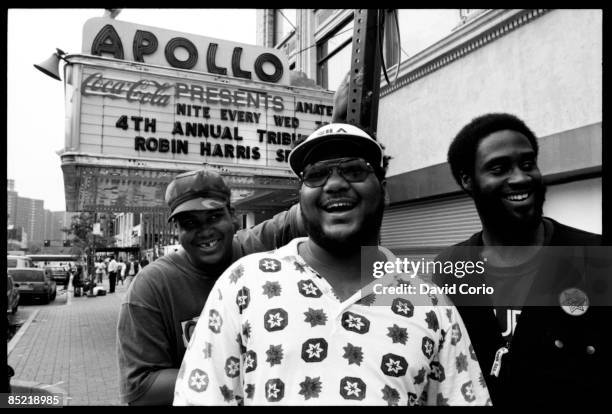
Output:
top-left (7, 255), bottom-right (34, 269)
top-left (8, 268), bottom-right (56, 304)
top-left (6, 275), bottom-right (20, 314)
top-left (45, 266), bottom-right (70, 285)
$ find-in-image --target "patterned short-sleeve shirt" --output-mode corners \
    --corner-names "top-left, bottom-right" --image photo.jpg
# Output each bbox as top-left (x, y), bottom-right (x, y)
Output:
top-left (174, 238), bottom-right (491, 406)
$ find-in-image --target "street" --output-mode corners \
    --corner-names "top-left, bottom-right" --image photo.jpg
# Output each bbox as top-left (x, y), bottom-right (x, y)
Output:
top-left (7, 280), bottom-right (128, 406)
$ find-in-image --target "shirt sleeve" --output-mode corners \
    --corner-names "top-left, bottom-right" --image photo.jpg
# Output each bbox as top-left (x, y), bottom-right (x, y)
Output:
top-left (117, 275), bottom-right (175, 403)
top-left (233, 204), bottom-right (304, 256)
top-left (425, 303), bottom-right (491, 406)
top-left (173, 261), bottom-right (245, 406)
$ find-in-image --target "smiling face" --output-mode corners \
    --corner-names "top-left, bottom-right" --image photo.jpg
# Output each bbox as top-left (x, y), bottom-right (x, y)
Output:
top-left (299, 157), bottom-right (386, 254)
top-left (464, 129), bottom-right (545, 234)
top-left (174, 208), bottom-right (235, 271)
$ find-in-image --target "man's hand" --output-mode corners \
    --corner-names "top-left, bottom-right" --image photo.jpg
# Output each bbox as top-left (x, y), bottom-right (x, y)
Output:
top-left (331, 70), bottom-right (363, 123)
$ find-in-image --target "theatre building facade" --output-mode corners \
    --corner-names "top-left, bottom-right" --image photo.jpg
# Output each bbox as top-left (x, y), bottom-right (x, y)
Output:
top-left (59, 16), bottom-right (333, 259)
top-left (259, 9), bottom-right (602, 258)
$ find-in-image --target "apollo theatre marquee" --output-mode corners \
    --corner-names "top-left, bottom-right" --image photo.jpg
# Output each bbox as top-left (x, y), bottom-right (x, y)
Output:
top-left (60, 17), bottom-right (334, 213)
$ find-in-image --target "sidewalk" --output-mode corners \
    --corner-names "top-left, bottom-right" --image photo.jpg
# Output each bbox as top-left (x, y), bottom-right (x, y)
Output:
top-left (8, 280), bottom-right (130, 406)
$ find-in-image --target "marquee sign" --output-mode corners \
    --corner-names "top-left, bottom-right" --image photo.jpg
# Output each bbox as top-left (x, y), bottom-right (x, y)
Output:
top-left (73, 63), bottom-right (333, 169)
top-left (82, 17), bottom-right (291, 85)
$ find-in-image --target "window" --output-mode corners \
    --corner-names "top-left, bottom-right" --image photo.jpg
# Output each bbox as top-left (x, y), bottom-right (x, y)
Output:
top-left (396, 10), bottom-right (462, 59)
top-left (275, 9), bottom-right (297, 45)
top-left (317, 19), bottom-right (354, 91)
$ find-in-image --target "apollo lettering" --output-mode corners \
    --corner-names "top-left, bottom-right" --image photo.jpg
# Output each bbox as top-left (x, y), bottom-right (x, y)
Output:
top-left (91, 24), bottom-right (284, 83)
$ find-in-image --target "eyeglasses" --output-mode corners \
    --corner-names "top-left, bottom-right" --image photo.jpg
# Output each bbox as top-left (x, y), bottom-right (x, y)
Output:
top-left (300, 158), bottom-right (375, 188)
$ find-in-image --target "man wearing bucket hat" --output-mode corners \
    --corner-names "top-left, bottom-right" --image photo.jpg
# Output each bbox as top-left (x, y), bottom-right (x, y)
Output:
top-left (117, 169), bottom-right (305, 405)
top-left (174, 124), bottom-right (490, 405)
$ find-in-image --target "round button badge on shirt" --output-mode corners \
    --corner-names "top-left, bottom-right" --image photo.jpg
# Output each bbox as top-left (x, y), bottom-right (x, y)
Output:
top-left (559, 287), bottom-right (589, 316)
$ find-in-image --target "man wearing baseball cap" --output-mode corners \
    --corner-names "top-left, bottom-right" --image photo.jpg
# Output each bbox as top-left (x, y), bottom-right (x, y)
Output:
top-left (174, 124), bottom-right (490, 405)
top-left (118, 168), bottom-right (305, 405)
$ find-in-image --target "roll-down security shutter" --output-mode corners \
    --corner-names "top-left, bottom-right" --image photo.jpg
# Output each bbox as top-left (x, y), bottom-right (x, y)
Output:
top-left (380, 194), bottom-right (481, 252)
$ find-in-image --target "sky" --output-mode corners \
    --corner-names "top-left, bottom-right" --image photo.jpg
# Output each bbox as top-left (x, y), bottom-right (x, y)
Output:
top-left (7, 8), bottom-right (257, 211)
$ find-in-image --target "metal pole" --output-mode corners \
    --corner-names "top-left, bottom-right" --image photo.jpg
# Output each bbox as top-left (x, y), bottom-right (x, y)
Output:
top-left (346, 9), bottom-right (383, 134)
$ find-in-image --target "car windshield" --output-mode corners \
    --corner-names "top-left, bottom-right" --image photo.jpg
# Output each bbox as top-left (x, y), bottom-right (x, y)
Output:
top-left (8, 269), bottom-right (45, 282)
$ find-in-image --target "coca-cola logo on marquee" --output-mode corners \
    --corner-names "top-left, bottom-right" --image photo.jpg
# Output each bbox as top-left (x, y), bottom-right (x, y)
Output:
top-left (81, 72), bottom-right (173, 106)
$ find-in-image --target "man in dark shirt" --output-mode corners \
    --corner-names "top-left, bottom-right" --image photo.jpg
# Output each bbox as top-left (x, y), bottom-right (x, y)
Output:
top-left (433, 113), bottom-right (610, 406)
top-left (117, 169), bottom-right (304, 405)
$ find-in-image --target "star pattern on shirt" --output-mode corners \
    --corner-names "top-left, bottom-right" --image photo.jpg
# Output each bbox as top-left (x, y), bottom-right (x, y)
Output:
top-left (381, 385), bottom-right (400, 406)
top-left (266, 344), bottom-right (284, 366)
top-left (340, 377), bottom-right (366, 400)
top-left (240, 320), bottom-right (252, 342)
top-left (245, 384), bottom-right (255, 399)
top-left (391, 298), bottom-right (414, 318)
top-left (387, 324), bottom-right (408, 344)
top-left (208, 309), bottom-right (223, 333)
top-left (229, 264), bottom-right (244, 283)
top-left (425, 310), bottom-right (439, 332)
top-left (422, 336), bottom-right (435, 359)
top-left (188, 369), bottom-right (209, 392)
top-left (414, 367), bottom-right (427, 385)
top-left (236, 286), bottom-right (250, 313)
top-left (461, 381), bottom-right (476, 402)
top-left (301, 338), bottom-right (328, 362)
top-left (439, 329), bottom-right (447, 351)
top-left (303, 308), bottom-right (328, 327)
top-left (469, 344), bottom-right (478, 361)
top-left (429, 361), bottom-right (446, 382)
top-left (224, 356), bottom-right (240, 378)
top-left (342, 343), bottom-right (364, 366)
top-left (381, 353), bottom-right (408, 377)
top-left (437, 393), bottom-right (449, 406)
top-left (259, 258), bottom-right (282, 273)
top-left (294, 261), bottom-right (307, 273)
top-left (220, 385), bottom-right (234, 402)
top-left (456, 352), bottom-right (468, 373)
top-left (244, 350), bottom-right (257, 373)
top-left (263, 308), bottom-right (288, 332)
top-left (299, 376), bottom-right (322, 400)
top-left (450, 323), bottom-right (462, 345)
top-left (265, 379), bottom-right (285, 402)
top-left (407, 392), bottom-right (419, 406)
top-left (262, 281), bottom-right (282, 298)
top-left (298, 280), bottom-right (322, 297)
top-left (341, 311), bottom-right (370, 334)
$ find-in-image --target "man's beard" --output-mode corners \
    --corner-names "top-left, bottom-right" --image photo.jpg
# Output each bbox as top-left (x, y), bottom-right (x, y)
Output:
top-left (301, 194), bottom-right (385, 256)
top-left (473, 182), bottom-right (547, 240)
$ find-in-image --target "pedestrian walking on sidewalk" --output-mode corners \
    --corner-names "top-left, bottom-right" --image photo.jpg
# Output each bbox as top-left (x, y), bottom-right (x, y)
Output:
top-left (124, 256), bottom-right (139, 288)
top-left (108, 255), bottom-right (118, 293)
top-left (117, 257), bottom-right (126, 286)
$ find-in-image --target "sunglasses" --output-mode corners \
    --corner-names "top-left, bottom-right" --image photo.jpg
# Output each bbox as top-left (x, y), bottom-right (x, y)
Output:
top-left (300, 158), bottom-right (375, 188)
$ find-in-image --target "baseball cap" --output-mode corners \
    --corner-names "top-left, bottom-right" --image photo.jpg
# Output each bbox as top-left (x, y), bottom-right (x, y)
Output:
top-left (288, 123), bottom-right (384, 177)
top-left (165, 169), bottom-right (231, 222)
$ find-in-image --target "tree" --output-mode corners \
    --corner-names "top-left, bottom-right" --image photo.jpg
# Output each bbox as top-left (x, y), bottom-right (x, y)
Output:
top-left (26, 242), bottom-right (42, 254)
top-left (61, 212), bottom-right (116, 256)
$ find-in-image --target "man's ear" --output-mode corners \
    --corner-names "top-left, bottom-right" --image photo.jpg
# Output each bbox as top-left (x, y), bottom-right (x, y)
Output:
top-left (381, 180), bottom-right (390, 207)
top-left (228, 206), bottom-right (241, 232)
top-left (459, 172), bottom-right (473, 194)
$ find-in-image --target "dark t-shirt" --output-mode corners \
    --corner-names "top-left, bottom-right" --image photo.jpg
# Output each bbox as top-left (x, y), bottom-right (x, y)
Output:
top-left (117, 205), bottom-right (302, 403)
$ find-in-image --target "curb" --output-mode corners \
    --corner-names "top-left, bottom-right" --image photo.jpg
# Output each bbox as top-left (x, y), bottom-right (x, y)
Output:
top-left (10, 379), bottom-right (69, 404)
top-left (7, 309), bottom-right (40, 357)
